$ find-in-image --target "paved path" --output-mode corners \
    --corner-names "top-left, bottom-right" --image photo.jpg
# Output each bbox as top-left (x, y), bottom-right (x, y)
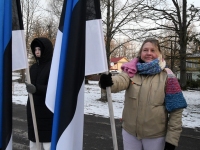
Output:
top-left (13, 104), bottom-right (200, 150)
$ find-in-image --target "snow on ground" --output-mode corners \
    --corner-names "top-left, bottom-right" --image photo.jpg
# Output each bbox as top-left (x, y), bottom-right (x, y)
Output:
top-left (182, 90), bottom-right (200, 128)
top-left (12, 73), bottom-right (200, 129)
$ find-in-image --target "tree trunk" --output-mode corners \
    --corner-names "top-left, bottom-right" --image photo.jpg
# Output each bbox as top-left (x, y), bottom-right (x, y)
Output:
top-left (171, 41), bottom-right (174, 72)
top-left (100, 0), bottom-right (112, 101)
top-left (100, 89), bottom-right (107, 102)
top-left (85, 79), bottom-right (89, 84)
top-left (179, 45), bottom-right (187, 89)
top-left (19, 69), bottom-right (26, 83)
top-left (179, 0), bottom-right (187, 90)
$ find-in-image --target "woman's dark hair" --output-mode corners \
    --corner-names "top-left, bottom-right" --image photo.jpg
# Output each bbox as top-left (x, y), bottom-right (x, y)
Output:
top-left (137, 38), bottom-right (161, 57)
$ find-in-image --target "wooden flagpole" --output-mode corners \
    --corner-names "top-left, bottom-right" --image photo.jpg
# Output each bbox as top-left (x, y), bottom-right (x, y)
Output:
top-left (25, 68), bottom-right (41, 150)
top-left (105, 72), bottom-right (118, 150)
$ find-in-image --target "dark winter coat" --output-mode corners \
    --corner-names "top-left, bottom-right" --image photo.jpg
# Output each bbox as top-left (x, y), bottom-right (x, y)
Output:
top-left (26, 37), bottom-right (53, 142)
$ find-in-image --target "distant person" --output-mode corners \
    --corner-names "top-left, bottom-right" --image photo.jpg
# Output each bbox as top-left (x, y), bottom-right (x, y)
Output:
top-left (25, 37), bottom-right (53, 150)
top-left (99, 38), bottom-right (187, 150)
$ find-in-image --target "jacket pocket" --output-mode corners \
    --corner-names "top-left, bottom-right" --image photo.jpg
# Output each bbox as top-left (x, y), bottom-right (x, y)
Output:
top-left (149, 82), bottom-right (165, 106)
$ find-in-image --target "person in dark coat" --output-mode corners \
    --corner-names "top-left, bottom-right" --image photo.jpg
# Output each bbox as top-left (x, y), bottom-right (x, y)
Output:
top-left (25, 37), bottom-right (53, 150)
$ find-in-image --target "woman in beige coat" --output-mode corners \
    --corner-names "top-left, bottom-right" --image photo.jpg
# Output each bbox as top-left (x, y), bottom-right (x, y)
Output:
top-left (99, 38), bottom-right (187, 150)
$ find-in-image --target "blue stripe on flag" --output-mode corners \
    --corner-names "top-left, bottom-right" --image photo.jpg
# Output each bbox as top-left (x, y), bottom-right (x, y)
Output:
top-left (0, 0), bottom-right (12, 148)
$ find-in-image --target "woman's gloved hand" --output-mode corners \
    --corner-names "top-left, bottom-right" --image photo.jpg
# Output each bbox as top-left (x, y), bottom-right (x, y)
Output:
top-left (25, 82), bottom-right (36, 94)
top-left (164, 142), bottom-right (175, 150)
top-left (99, 73), bottom-right (113, 89)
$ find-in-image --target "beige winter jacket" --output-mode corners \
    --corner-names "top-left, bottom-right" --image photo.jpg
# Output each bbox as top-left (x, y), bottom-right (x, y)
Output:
top-left (111, 71), bottom-right (183, 146)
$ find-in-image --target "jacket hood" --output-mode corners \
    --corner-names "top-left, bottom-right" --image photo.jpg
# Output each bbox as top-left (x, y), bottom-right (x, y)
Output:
top-left (31, 37), bottom-right (53, 64)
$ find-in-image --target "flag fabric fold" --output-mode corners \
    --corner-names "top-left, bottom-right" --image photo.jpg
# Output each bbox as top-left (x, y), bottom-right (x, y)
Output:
top-left (45, 0), bottom-right (108, 149)
top-left (0, 0), bottom-right (28, 149)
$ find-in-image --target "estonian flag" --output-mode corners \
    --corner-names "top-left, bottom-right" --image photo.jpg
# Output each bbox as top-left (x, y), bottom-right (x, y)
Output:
top-left (45, 0), bottom-right (108, 149)
top-left (0, 0), bottom-right (28, 149)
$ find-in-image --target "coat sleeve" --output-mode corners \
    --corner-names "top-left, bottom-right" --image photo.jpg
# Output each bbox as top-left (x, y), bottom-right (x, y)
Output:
top-left (110, 72), bottom-right (130, 93)
top-left (165, 108), bottom-right (183, 146)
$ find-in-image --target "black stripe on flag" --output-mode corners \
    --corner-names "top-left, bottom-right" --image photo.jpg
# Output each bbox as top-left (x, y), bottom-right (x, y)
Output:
top-left (1, 39), bottom-right (12, 150)
top-left (12, 0), bottom-right (24, 30)
top-left (86, 0), bottom-right (101, 20)
top-left (58, 0), bottom-right (67, 32)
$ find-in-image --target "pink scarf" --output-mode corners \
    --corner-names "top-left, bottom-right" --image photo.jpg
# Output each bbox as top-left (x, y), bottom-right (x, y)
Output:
top-left (121, 58), bottom-right (139, 77)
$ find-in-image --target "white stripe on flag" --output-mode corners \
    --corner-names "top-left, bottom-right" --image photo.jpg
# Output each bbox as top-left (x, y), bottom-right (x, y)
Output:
top-left (45, 30), bottom-right (62, 112)
top-left (12, 30), bottom-right (28, 71)
top-left (85, 19), bottom-right (108, 75)
top-left (5, 134), bottom-right (12, 150)
top-left (56, 82), bottom-right (84, 149)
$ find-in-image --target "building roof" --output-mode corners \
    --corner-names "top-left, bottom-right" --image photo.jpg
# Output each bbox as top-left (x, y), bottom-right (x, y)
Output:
top-left (110, 57), bottom-right (125, 63)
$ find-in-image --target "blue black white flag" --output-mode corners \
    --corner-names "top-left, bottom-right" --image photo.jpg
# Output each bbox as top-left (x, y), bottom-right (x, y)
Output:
top-left (0, 0), bottom-right (12, 149)
top-left (0, 0), bottom-right (28, 149)
top-left (45, 0), bottom-right (108, 149)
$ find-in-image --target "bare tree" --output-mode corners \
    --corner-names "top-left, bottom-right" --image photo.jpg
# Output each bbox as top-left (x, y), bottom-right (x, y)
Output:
top-left (19, 0), bottom-right (43, 82)
top-left (139, 0), bottom-right (200, 89)
top-left (110, 38), bottom-right (138, 60)
top-left (20, 0), bottom-right (58, 82)
top-left (162, 34), bottom-right (180, 73)
top-left (48, 0), bottom-right (64, 21)
top-left (101, 0), bottom-right (146, 66)
top-left (21, 0), bottom-right (42, 51)
top-left (31, 17), bottom-right (57, 45)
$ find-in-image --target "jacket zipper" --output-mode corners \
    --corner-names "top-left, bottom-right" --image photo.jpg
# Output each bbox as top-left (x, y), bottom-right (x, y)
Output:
top-left (37, 60), bottom-right (39, 65)
top-left (135, 76), bottom-right (144, 138)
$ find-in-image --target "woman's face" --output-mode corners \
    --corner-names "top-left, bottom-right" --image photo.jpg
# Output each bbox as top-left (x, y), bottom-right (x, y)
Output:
top-left (140, 42), bottom-right (159, 63)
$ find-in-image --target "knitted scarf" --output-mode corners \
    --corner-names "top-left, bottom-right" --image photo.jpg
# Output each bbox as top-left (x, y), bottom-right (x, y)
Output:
top-left (164, 68), bottom-right (187, 112)
top-left (121, 58), bottom-right (187, 112)
top-left (121, 57), bottom-right (166, 77)
top-left (137, 59), bottom-right (162, 75)
top-left (121, 58), bottom-right (138, 78)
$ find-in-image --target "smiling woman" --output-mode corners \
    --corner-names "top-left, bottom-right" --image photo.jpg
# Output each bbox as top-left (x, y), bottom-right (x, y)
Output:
top-left (99, 38), bottom-right (187, 150)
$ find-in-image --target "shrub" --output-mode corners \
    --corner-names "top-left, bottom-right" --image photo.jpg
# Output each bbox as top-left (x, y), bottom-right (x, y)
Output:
top-left (186, 79), bottom-right (200, 88)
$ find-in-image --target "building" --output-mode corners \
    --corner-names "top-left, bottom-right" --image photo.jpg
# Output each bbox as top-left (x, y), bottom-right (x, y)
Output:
top-left (177, 53), bottom-right (200, 80)
top-left (186, 53), bottom-right (200, 80)
top-left (110, 57), bottom-right (129, 73)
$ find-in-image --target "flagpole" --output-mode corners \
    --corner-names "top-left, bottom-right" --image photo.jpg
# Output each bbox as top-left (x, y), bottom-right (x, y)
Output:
top-left (25, 68), bottom-right (41, 150)
top-left (105, 74), bottom-right (118, 150)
